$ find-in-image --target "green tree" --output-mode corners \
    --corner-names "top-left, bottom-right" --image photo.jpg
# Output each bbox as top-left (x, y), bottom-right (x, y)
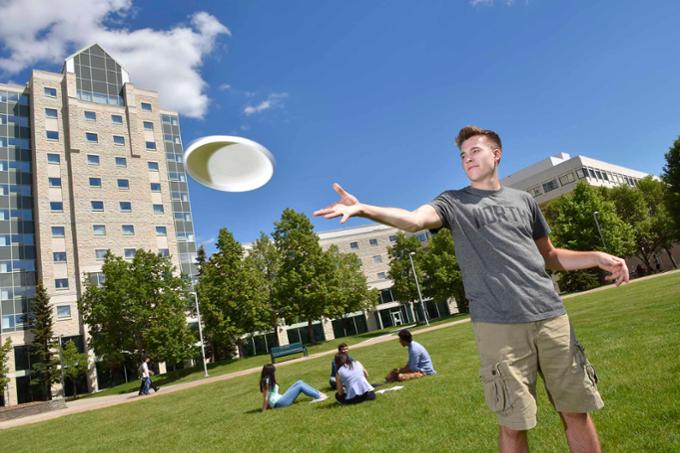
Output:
top-left (420, 230), bottom-right (467, 313)
top-left (387, 233), bottom-right (424, 321)
top-left (30, 282), bottom-right (60, 400)
top-left (197, 228), bottom-right (269, 358)
top-left (662, 136), bottom-right (680, 227)
top-left (195, 245), bottom-right (208, 276)
top-left (0, 337), bottom-right (12, 401)
top-left (61, 340), bottom-right (87, 399)
top-left (544, 182), bottom-right (635, 291)
top-left (79, 250), bottom-right (196, 371)
top-left (273, 209), bottom-right (333, 343)
top-left (637, 177), bottom-right (679, 268)
top-left (245, 232), bottom-right (283, 332)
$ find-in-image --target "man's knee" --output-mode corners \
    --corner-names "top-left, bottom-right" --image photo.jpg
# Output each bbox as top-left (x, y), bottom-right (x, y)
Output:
top-left (560, 411), bottom-right (591, 428)
top-left (499, 425), bottom-right (527, 440)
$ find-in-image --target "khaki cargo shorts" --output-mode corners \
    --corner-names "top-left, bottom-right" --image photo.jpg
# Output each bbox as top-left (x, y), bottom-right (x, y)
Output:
top-left (472, 314), bottom-right (603, 431)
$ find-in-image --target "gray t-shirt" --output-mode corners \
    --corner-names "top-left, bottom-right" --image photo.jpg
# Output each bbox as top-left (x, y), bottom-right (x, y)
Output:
top-left (428, 186), bottom-right (564, 323)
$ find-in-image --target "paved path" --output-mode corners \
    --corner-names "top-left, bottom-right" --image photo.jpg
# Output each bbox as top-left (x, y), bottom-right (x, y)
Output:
top-left (2, 269), bottom-right (677, 430)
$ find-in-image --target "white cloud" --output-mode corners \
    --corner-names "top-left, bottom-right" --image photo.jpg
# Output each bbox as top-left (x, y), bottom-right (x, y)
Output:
top-left (470, 0), bottom-right (516, 5)
top-left (218, 83), bottom-right (232, 91)
top-left (0, 0), bottom-right (229, 118)
top-left (243, 92), bottom-right (288, 116)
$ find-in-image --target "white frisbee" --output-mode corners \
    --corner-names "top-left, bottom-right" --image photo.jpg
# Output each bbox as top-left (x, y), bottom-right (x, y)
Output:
top-left (183, 135), bottom-right (275, 192)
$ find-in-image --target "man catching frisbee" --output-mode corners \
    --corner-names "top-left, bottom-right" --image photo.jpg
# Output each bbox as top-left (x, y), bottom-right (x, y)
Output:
top-left (315, 125), bottom-right (628, 453)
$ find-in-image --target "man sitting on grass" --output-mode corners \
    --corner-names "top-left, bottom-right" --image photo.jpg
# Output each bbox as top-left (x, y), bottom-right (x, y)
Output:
top-left (329, 343), bottom-right (352, 389)
top-left (385, 329), bottom-right (436, 382)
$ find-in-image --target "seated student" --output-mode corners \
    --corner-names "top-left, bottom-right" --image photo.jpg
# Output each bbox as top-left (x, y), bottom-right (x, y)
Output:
top-left (329, 343), bottom-right (351, 389)
top-left (385, 329), bottom-right (436, 382)
top-left (334, 352), bottom-right (375, 405)
top-left (260, 364), bottom-right (327, 411)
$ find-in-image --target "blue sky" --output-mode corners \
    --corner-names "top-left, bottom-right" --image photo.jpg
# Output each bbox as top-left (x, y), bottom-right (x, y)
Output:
top-left (1, 0), bottom-right (679, 252)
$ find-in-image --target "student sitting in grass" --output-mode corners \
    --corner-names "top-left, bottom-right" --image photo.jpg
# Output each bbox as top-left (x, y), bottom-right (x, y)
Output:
top-left (260, 364), bottom-right (328, 411)
top-left (329, 343), bottom-right (352, 389)
top-left (334, 352), bottom-right (375, 405)
top-left (385, 329), bottom-right (436, 382)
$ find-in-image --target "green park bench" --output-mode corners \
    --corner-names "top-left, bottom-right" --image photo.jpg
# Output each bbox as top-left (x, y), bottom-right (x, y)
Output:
top-left (270, 342), bottom-right (308, 363)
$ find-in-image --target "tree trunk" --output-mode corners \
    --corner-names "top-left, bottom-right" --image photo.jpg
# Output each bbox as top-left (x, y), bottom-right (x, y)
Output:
top-left (73, 380), bottom-right (78, 400)
top-left (307, 320), bottom-right (315, 344)
top-left (637, 251), bottom-right (653, 272)
top-left (664, 247), bottom-right (679, 268)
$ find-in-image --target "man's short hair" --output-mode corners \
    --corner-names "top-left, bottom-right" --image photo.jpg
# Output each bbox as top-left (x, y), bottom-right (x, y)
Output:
top-left (337, 343), bottom-right (348, 351)
top-left (398, 329), bottom-right (412, 343)
top-left (455, 125), bottom-right (502, 150)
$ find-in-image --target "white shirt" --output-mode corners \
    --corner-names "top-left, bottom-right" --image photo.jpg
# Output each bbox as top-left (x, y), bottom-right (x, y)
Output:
top-left (337, 361), bottom-right (374, 400)
top-left (141, 362), bottom-right (150, 378)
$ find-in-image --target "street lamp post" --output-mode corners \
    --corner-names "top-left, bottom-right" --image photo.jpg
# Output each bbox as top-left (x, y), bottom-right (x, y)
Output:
top-left (57, 335), bottom-right (66, 399)
top-left (408, 252), bottom-right (429, 326)
top-left (592, 211), bottom-right (607, 250)
top-left (190, 291), bottom-right (209, 378)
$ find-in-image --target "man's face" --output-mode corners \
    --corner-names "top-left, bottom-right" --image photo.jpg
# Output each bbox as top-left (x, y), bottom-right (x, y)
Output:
top-left (399, 339), bottom-right (408, 347)
top-left (459, 135), bottom-right (501, 183)
top-left (339, 346), bottom-right (348, 354)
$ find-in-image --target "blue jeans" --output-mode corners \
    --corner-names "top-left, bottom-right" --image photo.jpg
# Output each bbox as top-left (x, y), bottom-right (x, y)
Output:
top-left (274, 380), bottom-right (320, 408)
top-left (142, 377), bottom-right (151, 395)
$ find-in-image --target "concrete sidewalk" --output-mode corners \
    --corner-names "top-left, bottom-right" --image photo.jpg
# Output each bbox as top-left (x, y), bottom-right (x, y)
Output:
top-left (0, 317), bottom-right (471, 430)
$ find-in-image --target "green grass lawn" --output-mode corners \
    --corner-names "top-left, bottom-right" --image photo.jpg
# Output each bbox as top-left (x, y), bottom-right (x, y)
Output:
top-left (1, 273), bottom-right (679, 452)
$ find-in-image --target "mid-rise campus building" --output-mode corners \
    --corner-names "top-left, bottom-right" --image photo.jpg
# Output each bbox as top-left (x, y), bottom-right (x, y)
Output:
top-left (0, 44), bottom-right (197, 406)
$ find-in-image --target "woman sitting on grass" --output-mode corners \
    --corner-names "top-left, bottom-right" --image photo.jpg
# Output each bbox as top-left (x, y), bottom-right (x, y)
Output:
top-left (334, 353), bottom-right (375, 405)
top-left (260, 364), bottom-right (328, 411)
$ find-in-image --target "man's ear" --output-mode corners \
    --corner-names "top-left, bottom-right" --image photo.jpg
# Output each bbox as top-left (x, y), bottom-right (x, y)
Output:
top-left (494, 148), bottom-right (502, 164)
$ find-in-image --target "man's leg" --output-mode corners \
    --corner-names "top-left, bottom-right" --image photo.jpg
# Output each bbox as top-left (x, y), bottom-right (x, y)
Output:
top-left (559, 412), bottom-right (601, 453)
top-left (499, 426), bottom-right (529, 453)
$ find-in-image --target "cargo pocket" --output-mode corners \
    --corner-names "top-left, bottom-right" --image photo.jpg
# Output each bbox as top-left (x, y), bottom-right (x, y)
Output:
top-left (480, 362), bottom-right (518, 415)
top-left (574, 341), bottom-right (599, 386)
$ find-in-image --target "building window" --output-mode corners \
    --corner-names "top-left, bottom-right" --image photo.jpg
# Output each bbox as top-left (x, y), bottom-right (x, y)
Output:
top-left (143, 121), bottom-right (154, 130)
top-left (417, 232), bottom-right (428, 242)
top-left (377, 272), bottom-right (386, 280)
top-left (115, 157), bottom-right (127, 167)
top-left (53, 252), bottom-right (67, 263)
top-left (87, 154), bottom-right (100, 165)
top-left (44, 87), bottom-right (57, 97)
top-left (45, 108), bottom-right (58, 119)
top-left (51, 226), bottom-right (65, 237)
top-left (369, 239), bottom-right (379, 246)
top-left (560, 173), bottom-right (576, 186)
top-left (119, 201), bottom-right (132, 212)
top-left (528, 186), bottom-right (542, 197)
top-left (56, 305), bottom-right (71, 319)
top-left (46, 130), bottom-right (59, 141)
top-left (350, 242), bottom-right (359, 249)
top-left (111, 114), bottom-right (123, 124)
top-left (150, 183), bottom-right (161, 192)
top-left (113, 135), bottom-right (125, 145)
top-left (124, 248), bottom-right (136, 259)
top-left (50, 201), bottom-right (63, 212)
top-left (95, 249), bottom-right (108, 261)
top-left (147, 161), bottom-right (159, 171)
top-left (542, 179), bottom-right (560, 193)
top-left (575, 168), bottom-right (587, 179)
top-left (87, 272), bottom-right (106, 287)
top-left (389, 235), bottom-right (397, 242)
top-left (84, 111), bottom-right (96, 121)
top-left (91, 201), bottom-right (104, 212)
top-left (47, 153), bottom-right (60, 164)
top-left (153, 204), bottom-right (164, 214)
top-left (141, 102), bottom-right (152, 111)
top-left (158, 248), bottom-right (170, 257)
top-left (93, 224), bottom-right (106, 236)
top-left (122, 224), bottom-right (135, 235)
top-left (117, 179), bottom-right (130, 190)
top-left (372, 255), bottom-right (383, 264)
top-left (85, 132), bottom-right (98, 143)
top-left (145, 141), bottom-right (156, 150)
top-left (55, 278), bottom-right (69, 290)
top-left (89, 177), bottom-right (102, 188)
top-left (48, 177), bottom-right (61, 188)
top-left (588, 168), bottom-right (596, 179)
top-left (155, 226), bottom-right (167, 236)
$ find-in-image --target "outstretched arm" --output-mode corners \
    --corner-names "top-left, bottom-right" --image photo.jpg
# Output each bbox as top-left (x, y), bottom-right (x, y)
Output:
top-left (535, 236), bottom-right (629, 286)
top-left (314, 183), bottom-right (442, 232)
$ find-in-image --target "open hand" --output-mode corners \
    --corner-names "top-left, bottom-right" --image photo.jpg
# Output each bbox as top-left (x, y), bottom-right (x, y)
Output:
top-left (313, 183), bottom-right (362, 224)
top-left (597, 252), bottom-right (629, 286)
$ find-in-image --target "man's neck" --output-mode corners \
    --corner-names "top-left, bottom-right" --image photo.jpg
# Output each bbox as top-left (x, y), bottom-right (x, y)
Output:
top-left (470, 175), bottom-right (501, 190)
